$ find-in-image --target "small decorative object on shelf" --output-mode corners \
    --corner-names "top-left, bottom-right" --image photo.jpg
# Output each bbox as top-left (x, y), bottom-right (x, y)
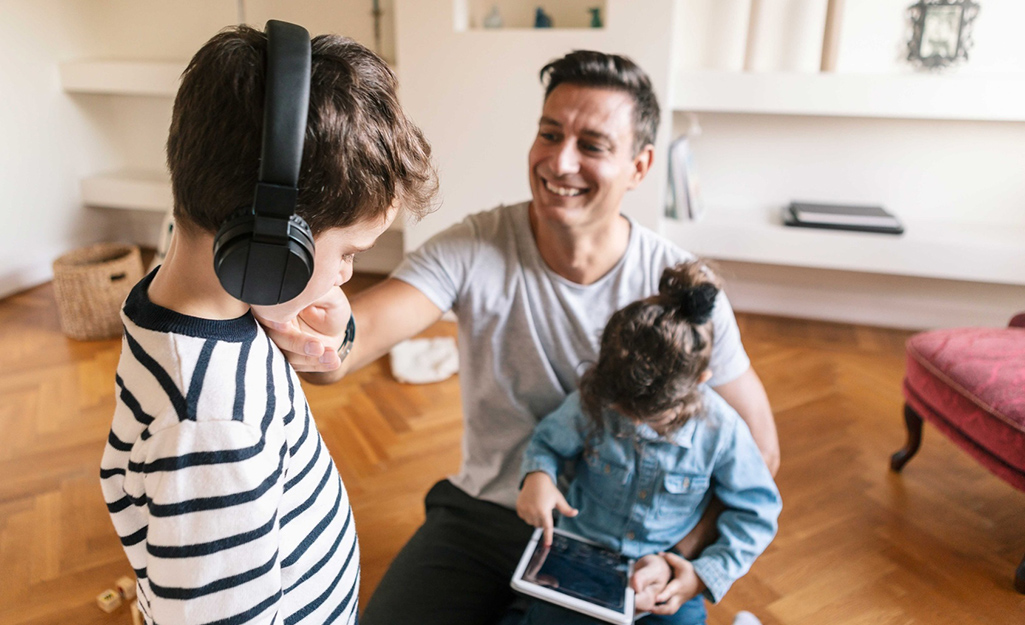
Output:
top-left (906, 0), bottom-right (981, 70)
top-left (483, 5), bottom-right (503, 29)
top-left (667, 114), bottom-right (704, 221)
top-left (130, 600), bottom-right (143, 625)
top-left (534, 7), bottom-right (553, 28)
top-left (589, 7), bottom-right (603, 28)
top-left (782, 201), bottom-right (904, 235)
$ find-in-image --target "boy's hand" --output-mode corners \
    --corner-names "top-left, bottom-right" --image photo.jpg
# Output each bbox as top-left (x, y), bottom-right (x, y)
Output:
top-left (516, 472), bottom-right (578, 547)
top-left (256, 287), bottom-right (352, 372)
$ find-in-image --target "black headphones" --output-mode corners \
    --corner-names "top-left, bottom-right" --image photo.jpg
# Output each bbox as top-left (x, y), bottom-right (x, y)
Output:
top-left (213, 20), bottom-right (315, 306)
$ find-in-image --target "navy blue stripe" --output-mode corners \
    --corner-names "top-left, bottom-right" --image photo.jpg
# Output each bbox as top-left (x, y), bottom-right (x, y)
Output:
top-left (284, 532), bottom-right (359, 625)
top-left (281, 477), bottom-right (342, 567)
top-left (322, 577), bottom-right (358, 625)
top-left (100, 467), bottom-right (126, 478)
top-left (284, 501), bottom-right (350, 591)
top-left (107, 496), bottom-right (133, 514)
top-left (106, 431), bottom-right (133, 452)
top-left (146, 442), bottom-right (286, 517)
top-left (124, 329), bottom-right (189, 421)
top-left (233, 340), bottom-right (252, 421)
top-left (282, 357), bottom-right (297, 426)
top-left (186, 340), bottom-right (216, 420)
top-left (204, 589), bottom-right (282, 625)
top-left (120, 525), bottom-right (148, 547)
top-left (288, 406), bottom-right (312, 458)
top-left (129, 439), bottom-right (266, 474)
top-left (280, 459), bottom-right (333, 527)
top-left (148, 550), bottom-right (279, 600)
top-left (262, 335), bottom-right (277, 428)
top-left (148, 511), bottom-right (277, 558)
top-left (135, 567), bottom-right (147, 580)
top-left (117, 374), bottom-right (155, 426)
top-left (284, 435), bottom-right (321, 492)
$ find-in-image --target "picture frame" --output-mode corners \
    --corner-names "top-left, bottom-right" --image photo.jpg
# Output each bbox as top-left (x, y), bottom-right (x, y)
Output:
top-left (906, 0), bottom-right (981, 70)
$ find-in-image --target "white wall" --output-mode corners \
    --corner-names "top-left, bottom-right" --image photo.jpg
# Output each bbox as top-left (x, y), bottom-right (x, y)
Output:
top-left (0, 0), bottom-right (111, 297)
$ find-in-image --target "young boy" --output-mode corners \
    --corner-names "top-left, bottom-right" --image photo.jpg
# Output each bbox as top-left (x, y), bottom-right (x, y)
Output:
top-left (99, 24), bottom-right (436, 624)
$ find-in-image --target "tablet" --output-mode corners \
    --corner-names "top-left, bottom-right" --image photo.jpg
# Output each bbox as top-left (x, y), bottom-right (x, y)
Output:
top-left (511, 527), bottom-right (635, 625)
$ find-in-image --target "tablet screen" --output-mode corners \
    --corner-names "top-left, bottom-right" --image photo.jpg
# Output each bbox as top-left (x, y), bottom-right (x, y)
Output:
top-left (521, 532), bottom-right (632, 612)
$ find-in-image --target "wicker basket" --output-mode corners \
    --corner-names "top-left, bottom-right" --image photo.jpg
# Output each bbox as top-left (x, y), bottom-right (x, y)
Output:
top-left (52, 243), bottom-right (144, 340)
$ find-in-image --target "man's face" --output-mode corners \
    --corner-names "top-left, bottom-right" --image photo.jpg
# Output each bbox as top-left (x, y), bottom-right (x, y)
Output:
top-left (528, 84), bottom-right (652, 230)
top-left (250, 205), bottom-right (397, 323)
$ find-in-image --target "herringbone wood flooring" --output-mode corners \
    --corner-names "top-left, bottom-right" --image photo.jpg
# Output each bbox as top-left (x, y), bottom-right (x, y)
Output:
top-left (1, 275), bottom-right (1023, 625)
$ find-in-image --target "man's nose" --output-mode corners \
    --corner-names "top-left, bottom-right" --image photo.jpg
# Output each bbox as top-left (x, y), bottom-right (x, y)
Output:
top-left (552, 141), bottom-right (580, 176)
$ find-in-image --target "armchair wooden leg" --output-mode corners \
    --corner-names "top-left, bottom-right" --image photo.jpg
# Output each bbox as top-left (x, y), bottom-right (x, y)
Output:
top-left (1016, 552), bottom-right (1025, 594)
top-left (891, 404), bottom-right (923, 472)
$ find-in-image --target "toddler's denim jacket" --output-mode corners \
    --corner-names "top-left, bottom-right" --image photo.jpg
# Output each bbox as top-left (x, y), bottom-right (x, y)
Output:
top-left (520, 387), bottom-right (781, 603)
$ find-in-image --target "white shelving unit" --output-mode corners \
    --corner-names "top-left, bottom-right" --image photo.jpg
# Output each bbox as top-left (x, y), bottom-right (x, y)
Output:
top-left (59, 60), bottom-right (186, 96)
top-left (672, 71), bottom-right (1025, 122)
top-left (81, 171), bottom-right (173, 213)
top-left (662, 207), bottom-right (1025, 287)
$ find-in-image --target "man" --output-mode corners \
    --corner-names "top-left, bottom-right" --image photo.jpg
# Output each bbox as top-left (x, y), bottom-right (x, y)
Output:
top-left (267, 50), bottom-right (780, 624)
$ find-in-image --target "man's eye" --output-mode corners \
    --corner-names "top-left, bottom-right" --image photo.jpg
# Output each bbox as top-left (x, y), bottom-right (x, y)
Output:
top-left (539, 131), bottom-right (558, 142)
top-left (580, 142), bottom-right (603, 153)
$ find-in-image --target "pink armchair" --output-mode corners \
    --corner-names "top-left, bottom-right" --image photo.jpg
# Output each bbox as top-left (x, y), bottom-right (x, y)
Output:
top-left (891, 312), bottom-right (1025, 594)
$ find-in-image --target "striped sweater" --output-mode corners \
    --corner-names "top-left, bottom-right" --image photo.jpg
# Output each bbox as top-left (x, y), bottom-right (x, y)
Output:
top-left (100, 272), bottom-right (359, 624)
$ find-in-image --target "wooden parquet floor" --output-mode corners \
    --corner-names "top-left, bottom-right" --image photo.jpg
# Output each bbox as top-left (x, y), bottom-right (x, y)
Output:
top-left (1, 275), bottom-right (1023, 625)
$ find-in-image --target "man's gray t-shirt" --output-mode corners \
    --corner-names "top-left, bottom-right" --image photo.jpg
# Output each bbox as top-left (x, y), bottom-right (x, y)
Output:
top-left (392, 201), bottom-right (751, 509)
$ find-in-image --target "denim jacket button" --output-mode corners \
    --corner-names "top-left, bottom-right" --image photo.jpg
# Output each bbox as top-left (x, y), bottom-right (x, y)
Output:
top-left (625, 531), bottom-right (635, 540)
top-left (639, 490), bottom-right (648, 500)
top-left (603, 464), bottom-right (611, 474)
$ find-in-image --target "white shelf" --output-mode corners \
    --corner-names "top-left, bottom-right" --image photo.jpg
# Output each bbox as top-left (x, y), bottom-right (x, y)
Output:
top-left (81, 171), bottom-right (172, 213)
top-left (59, 60), bottom-right (186, 96)
top-left (672, 71), bottom-right (1025, 122)
top-left (661, 206), bottom-right (1025, 286)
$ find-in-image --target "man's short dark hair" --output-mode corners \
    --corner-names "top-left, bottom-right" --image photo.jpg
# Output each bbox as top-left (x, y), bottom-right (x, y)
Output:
top-left (539, 50), bottom-right (660, 155)
top-left (167, 25), bottom-right (437, 235)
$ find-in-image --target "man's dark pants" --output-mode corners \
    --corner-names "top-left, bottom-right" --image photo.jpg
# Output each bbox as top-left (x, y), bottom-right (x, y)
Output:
top-left (361, 479), bottom-right (535, 625)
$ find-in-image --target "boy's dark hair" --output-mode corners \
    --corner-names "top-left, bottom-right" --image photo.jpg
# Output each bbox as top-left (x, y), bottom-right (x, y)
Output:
top-left (539, 50), bottom-right (660, 155)
top-left (580, 261), bottom-right (720, 437)
top-left (167, 26), bottom-right (437, 235)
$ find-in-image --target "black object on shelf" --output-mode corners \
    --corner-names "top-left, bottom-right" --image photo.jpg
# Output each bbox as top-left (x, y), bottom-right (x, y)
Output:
top-left (782, 201), bottom-right (905, 235)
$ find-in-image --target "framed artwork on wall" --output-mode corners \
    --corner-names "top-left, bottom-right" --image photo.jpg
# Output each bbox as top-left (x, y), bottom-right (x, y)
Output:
top-left (906, 0), bottom-right (981, 70)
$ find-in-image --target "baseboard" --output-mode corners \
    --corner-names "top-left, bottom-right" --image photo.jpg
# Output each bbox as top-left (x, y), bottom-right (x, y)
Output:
top-left (716, 261), bottom-right (1025, 330)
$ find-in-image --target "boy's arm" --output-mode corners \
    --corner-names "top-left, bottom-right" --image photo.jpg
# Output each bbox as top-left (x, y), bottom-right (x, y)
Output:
top-left (136, 421), bottom-right (284, 623)
top-left (689, 418), bottom-right (782, 604)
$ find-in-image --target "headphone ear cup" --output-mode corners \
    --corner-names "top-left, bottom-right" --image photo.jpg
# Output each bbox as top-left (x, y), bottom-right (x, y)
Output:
top-left (212, 209), bottom-right (316, 305)
top-left (213, 207), bottom-right (259, 302)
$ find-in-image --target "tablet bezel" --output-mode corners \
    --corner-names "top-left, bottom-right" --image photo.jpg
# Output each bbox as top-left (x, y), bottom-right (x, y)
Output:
top-left (510, 527), bottom-right (635, 625)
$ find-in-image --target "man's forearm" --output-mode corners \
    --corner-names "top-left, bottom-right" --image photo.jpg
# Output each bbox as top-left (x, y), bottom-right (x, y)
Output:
top-left (673, 496), bottom-right (725, 559)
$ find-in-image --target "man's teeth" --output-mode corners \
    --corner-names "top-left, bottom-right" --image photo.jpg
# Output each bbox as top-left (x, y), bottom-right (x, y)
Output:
top-left (545, 181), bottom-right (584, 197)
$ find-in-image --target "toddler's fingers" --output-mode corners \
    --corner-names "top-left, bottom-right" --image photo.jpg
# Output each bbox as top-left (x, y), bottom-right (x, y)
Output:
top-left (554, 492), bottom-right (578, 518)
top-left (542, 512), bottom-right (555, 547)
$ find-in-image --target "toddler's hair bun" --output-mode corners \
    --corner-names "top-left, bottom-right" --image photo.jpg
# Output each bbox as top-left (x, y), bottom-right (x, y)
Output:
top-left (658, 262), bottom-right (720, 325)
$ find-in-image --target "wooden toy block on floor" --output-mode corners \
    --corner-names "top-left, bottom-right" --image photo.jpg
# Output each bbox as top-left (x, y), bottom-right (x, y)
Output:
top-left (115, 575), bottom-right (137, 601)
top-left (130, 600), bottom-right (143, 625)
top-left (96, 588), bottom-right (122, 613)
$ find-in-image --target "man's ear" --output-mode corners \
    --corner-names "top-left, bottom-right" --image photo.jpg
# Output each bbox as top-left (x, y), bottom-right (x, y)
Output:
top-left (698, 369), bottom-right (713, 384)
top-left (628, 144), bottom-right (655, 189)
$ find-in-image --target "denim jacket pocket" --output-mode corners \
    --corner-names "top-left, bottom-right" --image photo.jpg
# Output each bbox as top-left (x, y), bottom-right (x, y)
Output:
top-left (655, 472), bottom-right (710, 519)
top-left (578, 454), bottom-right (632, 513)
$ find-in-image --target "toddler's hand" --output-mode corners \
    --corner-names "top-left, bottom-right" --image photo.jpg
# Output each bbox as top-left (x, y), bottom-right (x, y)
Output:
top-left (631, 554), bottom-right (672, 611)
top-left (516, 472), bottom-right (578, 547)
top-left (648, 552), bottom-right (705, 616)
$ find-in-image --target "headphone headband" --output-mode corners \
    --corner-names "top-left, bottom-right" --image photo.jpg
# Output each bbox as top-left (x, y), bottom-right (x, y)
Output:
top-left (256, 20), bottom-right (311, 219)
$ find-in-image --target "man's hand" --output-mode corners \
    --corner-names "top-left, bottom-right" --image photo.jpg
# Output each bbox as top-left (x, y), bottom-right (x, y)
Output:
top-left (516, 472), bottom-right (578, 547)
top-left (256, 287), bottom-right (352, 373)
top-left (633, 552), bottom-right (705, 615)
